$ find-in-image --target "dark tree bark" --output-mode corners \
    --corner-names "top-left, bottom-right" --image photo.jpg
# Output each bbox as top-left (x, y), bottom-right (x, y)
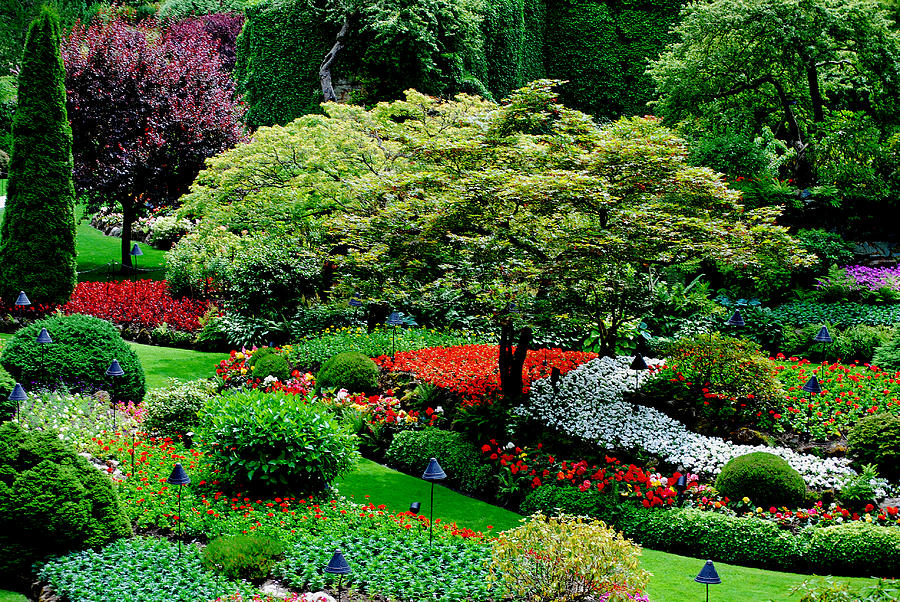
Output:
top-left (499, 323), bottom-right (532, 405)
top-left (320, 17), bottom-right (349, 102)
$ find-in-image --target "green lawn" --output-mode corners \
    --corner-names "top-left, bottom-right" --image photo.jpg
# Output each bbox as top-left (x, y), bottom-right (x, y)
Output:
top-left (0, 591), bottom-right (26, 602)
top-left (0, 206), bottom-right (167, 282)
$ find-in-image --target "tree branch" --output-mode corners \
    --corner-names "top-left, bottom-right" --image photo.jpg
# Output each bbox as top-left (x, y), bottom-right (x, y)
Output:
top-left (320, 16), bottom-right (349, 103)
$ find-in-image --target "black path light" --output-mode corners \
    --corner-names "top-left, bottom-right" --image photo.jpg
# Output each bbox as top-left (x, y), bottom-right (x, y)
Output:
top-left (630, 353), bottom-right (648, 390)
top-left (675, 473), bottom-right (688, 504)
top-left (14, 290), bottom-right (30, 322)
top-left (324, 549), bottom-right (351, 602)
top-left (695, 559), bottom-right (721, 602)
top-left (9, 383), bottom-right (27, 420)
top-left (725, 310), bottom-right (745, 327)
top-left (408, 501), bottom-right (421, 515)
top-left (800, 375), bottom-right (823, 438)
top-left (36, 327), bottom-right (52, 376)
top-left (166, 463), bottom-right (191, 555)
top-left (387, 311), bottom-right (403, 360)
top-left (105, 359), bottom-right (125, 431)
top-left (422, 457), bottom-right (447, 547)
top-left (814, 325), bottom-right (832, 360)
top-left (130, 243), bottom-right (143, 273)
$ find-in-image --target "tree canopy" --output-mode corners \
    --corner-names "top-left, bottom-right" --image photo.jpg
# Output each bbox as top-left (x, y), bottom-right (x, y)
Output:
top-left (174, 81), bottom-right (812, 352)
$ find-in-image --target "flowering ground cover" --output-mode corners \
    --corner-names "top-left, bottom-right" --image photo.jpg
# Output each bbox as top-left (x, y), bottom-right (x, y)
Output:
top-left (771, 355), bottom-right (900, 438)
top-left (827, 265), bottom-right (900, 292)
top-left (376, 345), bottom-right (597, 405)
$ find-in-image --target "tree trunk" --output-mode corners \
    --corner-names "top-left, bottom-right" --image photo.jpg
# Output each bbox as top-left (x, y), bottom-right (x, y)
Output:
top-left (499, 323), bottom-right (532, 405)
top-left (120, 201), bottom-right (134, 273)
top-left (806, 61), bottom-right (825, 124)
top-left (320, 17), bottom-right (349, 102)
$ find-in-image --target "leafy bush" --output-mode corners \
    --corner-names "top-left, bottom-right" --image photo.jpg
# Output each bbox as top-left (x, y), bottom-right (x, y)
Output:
top-left (143, 379), bottom-right (217, 444)
top-left (873, 326), bottom-right (900, 371)
top-left (647, 333), bottom-right (783, 426)
top-left (791, 576), bottom-right (900, 602)
top-left (197, 389), bottom-right (358, 493)
top-left (0, 422), bottom-right (131, 584)
top-left (316, 351), bottom-right (380, 394)
top-left (487, 512), bottom-right (650, 601)
top-left (795, 229), bottom-right (856, 276)
top-left (249, 348), bottom-right (290, 382)
top-left (202, 534), bottom-right (284, 582)
top-left (771, 302), bottom-right (899, 327)
top-left (38, 537), bottom-right (256, 602)
top-left (715, 452), bottom-right (807, 508)
top-left (147, 214), bottom-right (194, 249)
top-left (847, 413), bottom-right (900, 480)
top-left (0, 363), bottom-right (15, 420)
top-left (0, 313), bottom-right (146, 403)
top-left (158, 0), bottom-right (246, 20)
top-left (519, 484), bottom-right (616, 518)
top-left (830, 324), bottom-right (892, 363)
top-left (805, 522), bottom-right (900, 577)
top-left (385, 429), bottom-right (492, 494)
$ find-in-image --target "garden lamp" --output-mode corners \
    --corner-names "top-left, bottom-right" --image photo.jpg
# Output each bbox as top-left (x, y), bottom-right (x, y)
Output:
top-left (550, 366), bottom-right (561, 394)
top-left (422, 457), bottom-right (447, 547)
top-left (36, 327), bottom-right (52, 374)
top-left (695, 559), bottom-right (721, 602)
top-left (387, 311), bottom-right (402, 359)
top-left (348, 293), bottom-right (362, 320)
top-left (14, 291), bottom-right (30, 307)
top-left (166, 463), bottom-right (191, 555)
top-left (814, 325), bottom-right (832, 361)
top-left (409, 501), bottom-right (421, 515)
top-left (725, 310), bottom-right (744, 327)
top-left (801, 375), bottom-right (822, 395)
top-left (630, 353), bottom-right (648, 392)
top-left (130, 243), bottom-right (143, 273)
top-left (105, 359), bottom-right (125, 430)
top-left (8, 383), bottom-right (27, 420)
top-left (324, 549), bottom-right (351, 602)
top-left (675, 473), bottom-right (688, 503)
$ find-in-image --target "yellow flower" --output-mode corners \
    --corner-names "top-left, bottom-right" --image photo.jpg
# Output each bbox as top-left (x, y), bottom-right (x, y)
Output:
top-left (240, 368), bottom-right (247, 375)
top-left (743, 497), bottom-right (750, 503)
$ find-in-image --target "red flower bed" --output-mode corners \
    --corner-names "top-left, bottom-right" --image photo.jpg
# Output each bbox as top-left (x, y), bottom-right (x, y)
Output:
top-left (63, 280), bottom-right (210, 332)
top-left (375, 345), bottom-right (597, 405)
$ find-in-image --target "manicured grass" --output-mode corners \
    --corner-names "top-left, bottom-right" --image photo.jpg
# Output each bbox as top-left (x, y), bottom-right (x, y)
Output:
top-left (125, 341), bottom-right (225, 389)
top-left (0, 591), bottom-right (27, 602)
top-left (336, 458), bottom-right (879, 602)
top-left (0, 206), bottom-right (167, 282)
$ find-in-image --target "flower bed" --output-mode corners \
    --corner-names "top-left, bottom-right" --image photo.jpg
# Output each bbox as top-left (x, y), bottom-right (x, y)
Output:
top-left (215, 346), bottom-right (315, 395)
top-left (63, 280), bottom-right (211, 333)
top-left (376, 345), bottom-right (597, 405)
top-left (522, 357), bottom-right (856, 488)
top-left (825, 265), bottom-right (900, 293)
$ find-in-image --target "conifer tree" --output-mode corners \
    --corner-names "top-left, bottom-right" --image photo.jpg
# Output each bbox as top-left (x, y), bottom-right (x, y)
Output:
top-left (0, 7), bottom-right (76, 305)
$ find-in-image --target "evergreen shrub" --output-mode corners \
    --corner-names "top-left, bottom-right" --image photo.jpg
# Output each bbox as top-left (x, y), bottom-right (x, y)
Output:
top-left (250, 351), bottom-right (290, 382)
top-left (846, 413), bottom-right (900, 479)
top-left (0, 422), bottom-right (131, 585)
top-left (0, 364), bottom-right (15, 420)
top-left (714, 452), bottom-right (807, 508)
top-left (316, 351), bottom-right (379, 394)
top-left (385, 428), bottom-right (492, 494)
top-left (873, 326), bottom-right (900, 371)
top-left (197, 389), bottom-right (358, 493)
top-left (143, 378), bottom-right (217, 444)
top-left (0, 313), bottom-right (146, 403)
top-left (202, 534), bottom-right (284, 582)
top-left (805, 522), bottom-right (900, 577)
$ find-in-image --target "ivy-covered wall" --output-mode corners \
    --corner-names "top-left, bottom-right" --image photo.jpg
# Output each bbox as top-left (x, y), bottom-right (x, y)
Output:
top-left (234, 0), bottom-right (334, 128)
top-left (545, 0), bottom-right (683, 119)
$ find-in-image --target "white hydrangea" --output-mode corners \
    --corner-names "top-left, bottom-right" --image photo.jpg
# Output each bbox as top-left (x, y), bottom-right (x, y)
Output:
top-left (518, 356), bottom-right (856, 489)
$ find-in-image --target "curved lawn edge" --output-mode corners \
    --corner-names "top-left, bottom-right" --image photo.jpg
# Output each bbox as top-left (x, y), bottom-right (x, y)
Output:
top-left (337, 458), bottom-right (880, 602)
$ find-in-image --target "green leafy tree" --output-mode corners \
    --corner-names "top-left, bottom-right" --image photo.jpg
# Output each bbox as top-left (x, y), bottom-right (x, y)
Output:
top-left (0, 7), bottom-right (76, 305)
top-left (649, 0), bottom-right (900, 190)
top-left (176, 81), bottom-right (812, 353)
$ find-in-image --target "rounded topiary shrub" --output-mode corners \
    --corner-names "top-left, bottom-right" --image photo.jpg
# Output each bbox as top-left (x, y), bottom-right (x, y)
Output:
top-left (249, 348), bottom-right (290, 382)
top-left (847, 413), bottom-right (900, 480)
top-left (316, 351), bottom-right (379, 394)
top-left (0, 422), bottom-right (132, 585)
top-left (385, 428), bottom-right (492, 494)
top-left (197, 389), bottom-right (358, 493)
top-left (143, 378), bottom-right (218, 445)
top-left (202, 534), bottom-right (284, 582)
top-left (0, 314), bottom-right (145, 403)
top-left (714, 452), bottom-right (806, 508)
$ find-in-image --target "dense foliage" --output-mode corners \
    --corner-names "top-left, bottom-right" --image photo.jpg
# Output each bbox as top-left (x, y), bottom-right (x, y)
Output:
top-left (0, 423), bottom-right (131, 585)
top-left (0, 8), bottom-right (77, 305)
top-left (62, 15), bottom-right (246, 269)
top-left (847, 413), bottom-right (900, 479)
top-left (316, 351), bottom-right (380, 394)
top-left (386, 429), bottom-right (492, 494)
top-left (143, 379), bottom-right (218, 444)
top-left (715, 452), bottom-right (807, 508)
top-left (0, 313), bottom-right (146, 403)
top-left (202, 534), bottom-right (285, 582)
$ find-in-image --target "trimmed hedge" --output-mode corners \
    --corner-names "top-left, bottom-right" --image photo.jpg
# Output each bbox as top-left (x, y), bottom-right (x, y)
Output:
top-left (385, 428), bottom-right (492, 494)
top-left (521, 486), bottom-right (900, 576)
top-left (847, 413), bottom-right (900, 480)
top-left (316, 351), bottom-right (379, 394)
top-left (715, 452), bottom-right (807, 509)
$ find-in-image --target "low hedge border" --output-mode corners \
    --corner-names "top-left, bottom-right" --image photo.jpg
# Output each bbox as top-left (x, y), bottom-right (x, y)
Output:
top-left (522, 486), bottom-right (900, 577)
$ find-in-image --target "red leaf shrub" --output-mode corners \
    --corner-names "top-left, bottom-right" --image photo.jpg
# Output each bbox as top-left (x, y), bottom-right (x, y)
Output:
top-left (63, 280), bottom-right (210, 332)
top-left (375, 345), bottom-right (596, 405)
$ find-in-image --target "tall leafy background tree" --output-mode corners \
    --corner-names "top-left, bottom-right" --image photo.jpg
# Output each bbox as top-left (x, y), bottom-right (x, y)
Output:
top-left (0, 7), bottom-right (76, 305)
top-left (62, 16), bottom-right (246, 270)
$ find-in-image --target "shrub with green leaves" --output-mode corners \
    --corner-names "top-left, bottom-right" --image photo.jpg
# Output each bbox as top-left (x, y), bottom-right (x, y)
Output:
top-left (38, 537), bottom-right (256, 602)
top-left (202, 534), bottom-right (284, 582)
top-left (873, 326), bottom-right (900, 371)
top-left (0, 422), bottom-right (132, 584)
top-left (157, 0), bottom-right (246, 20)
top-left (487, 512), bottom-right (649, 601)
top-left (0, 363), bottom-right (16, 420)
top-left (771, 302), bottom-right (899, 327)
top-left (249, 348), bottom-right (290, 382)
top-left (143, 379), bottom-right (217, 444)
top-left (197, 389), bottom-right (358, 493)
top-left (846, 413), bottom-right (900, 480)
top-left (0, 313), bottom-right (146, 403)
top-left (805, 522), bottom-right (900, 577)
top-left (782, 323), bottom-right (892, 363)
top-left (715, 452), bottom-right (807, 508)
top-left (316, 351), bottom-right (380, 394)
top-left (385, 429), bottom-right (492, 494)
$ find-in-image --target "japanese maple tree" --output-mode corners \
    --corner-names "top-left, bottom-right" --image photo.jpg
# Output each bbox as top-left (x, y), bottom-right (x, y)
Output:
top-left (62, 16), bottom-right (245, 270)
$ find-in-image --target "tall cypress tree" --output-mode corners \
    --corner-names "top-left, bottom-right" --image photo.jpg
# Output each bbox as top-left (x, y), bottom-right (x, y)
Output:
top-left (0, 7), bottom-right (76, 306)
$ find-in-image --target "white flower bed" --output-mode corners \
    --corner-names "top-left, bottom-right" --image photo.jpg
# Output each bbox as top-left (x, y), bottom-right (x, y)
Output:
top-left (519, 356), bottom-right (856, 489)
